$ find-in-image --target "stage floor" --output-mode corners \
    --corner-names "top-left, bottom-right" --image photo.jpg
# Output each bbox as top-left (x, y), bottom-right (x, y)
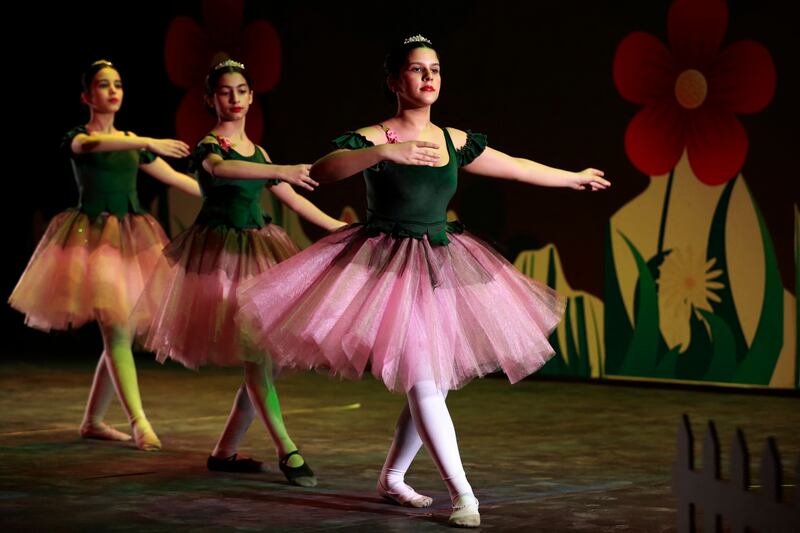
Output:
top-left (1, 358), bottom-right (797, 531)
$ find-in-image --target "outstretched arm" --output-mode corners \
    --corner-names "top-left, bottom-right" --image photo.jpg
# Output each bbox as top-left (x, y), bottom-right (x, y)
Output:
top-left (450, 128), bottom-right (609, 191)
top-left (71, 132), bottom-right (190, 159)
top-left (310, 127), bottom-right (440, 183)
top-left (200, 139), bottom-right (318, 190)
top-left (140, 158), bottom-right (202, 197)
top-left (269, 182), bottom-right (346, 232)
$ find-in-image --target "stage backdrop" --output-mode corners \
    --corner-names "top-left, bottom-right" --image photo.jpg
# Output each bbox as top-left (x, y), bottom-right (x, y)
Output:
top-left (7, 0), bottom-right (796, 389)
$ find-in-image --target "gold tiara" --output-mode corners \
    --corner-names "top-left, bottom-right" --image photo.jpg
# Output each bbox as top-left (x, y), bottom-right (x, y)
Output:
top-left (403, 34), bottom-right (432, 45)
top-left (213, 59), bottom-right (246, 71)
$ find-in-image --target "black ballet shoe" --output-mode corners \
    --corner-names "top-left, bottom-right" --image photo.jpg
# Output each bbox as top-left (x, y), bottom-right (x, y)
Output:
top-left (207, 453), bottom-right (266, 473)
top-left (279, 450), bottom-right (317, 487)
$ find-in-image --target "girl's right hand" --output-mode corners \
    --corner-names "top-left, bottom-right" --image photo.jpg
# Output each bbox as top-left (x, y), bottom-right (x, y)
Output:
top-left (147, 138), bottom-right (191, 158)
top-left (381, 141), bottom-right (440, 166)
top-left (281, 164), bottom-right (319, 191)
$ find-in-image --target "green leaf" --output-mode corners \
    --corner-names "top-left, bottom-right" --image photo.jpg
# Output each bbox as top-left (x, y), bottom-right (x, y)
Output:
top-left (734, 185), bottom-right (784, 384)
top-left (617, 231), bottom-right (661, 376)
top-left (603, 223), bottom-right (632, 374)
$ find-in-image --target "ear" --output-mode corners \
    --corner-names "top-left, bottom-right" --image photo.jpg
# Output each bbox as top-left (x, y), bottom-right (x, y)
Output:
top-left (80, 91), bottom-right (90, 106)
top-left (386, 75), bottom-right (397, 93)
top-left (247, 89), bottom-right (254, 105)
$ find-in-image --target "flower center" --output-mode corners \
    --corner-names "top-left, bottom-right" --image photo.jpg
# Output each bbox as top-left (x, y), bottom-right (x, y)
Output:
top-left (674, 69), bottom-right (708, 110)
top-left (683, 276), bottom-right (696, 290)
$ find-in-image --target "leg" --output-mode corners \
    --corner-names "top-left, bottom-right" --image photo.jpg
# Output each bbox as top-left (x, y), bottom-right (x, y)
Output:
top-left (212, 382), bottom-right (256, 458)
top-left (99, 322), bottom-right (161, 451)
top-left (407, 380), bottom-right (480, 527)
top-left (378, 396), bottom-right (451, 507)
top-left (206, 382), bottom-right (265, 473)
top-left (79, 354), bottom-right (132, 441)
top-left (243, 361), bottom-right (316, 486)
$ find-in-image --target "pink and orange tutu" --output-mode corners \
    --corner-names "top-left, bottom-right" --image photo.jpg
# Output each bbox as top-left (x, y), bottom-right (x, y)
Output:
top-left (236, 225), bottom-right (566, 392)
top-left (9, 210), bottom-right (168, 331)
top-left (133, 223), bottom-right (299, 369)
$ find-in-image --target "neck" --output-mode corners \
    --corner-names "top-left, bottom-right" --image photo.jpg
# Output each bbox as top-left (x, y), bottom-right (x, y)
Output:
top-left (86, 111), bottom-right (115, 133)
top-left (393, 106), bottom-right (432, 131)
top-left (213, 118), bottom-right (248, 141)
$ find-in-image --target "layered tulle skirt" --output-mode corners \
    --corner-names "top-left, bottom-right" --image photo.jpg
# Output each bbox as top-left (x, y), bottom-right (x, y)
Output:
top-left (236, 225), bottom-right (566, 392)
top-left (9, 210), bottom-right (169, 331)
top-left (132, 223), bottom-right (299, 369)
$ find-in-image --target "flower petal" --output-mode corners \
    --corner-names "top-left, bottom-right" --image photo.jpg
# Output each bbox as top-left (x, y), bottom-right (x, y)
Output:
top-left (245, 99), bottom-right (264, 145)
top-left (165, 16), bottom-right (212, 88)
top-left (668, 0), bottom-right (728, 68)
top-left (686, 107), bottom-right (747, 185)
top-left (708, 40), bottom-right (776, 114)
top-left (625, 100), bottom-right (686, 176)
top-left (175, 88), bottom-right (216, 145)
top-left (613, 32), bottom-right (676, 105)
top-left (241, 20), bottom-right (282, 93)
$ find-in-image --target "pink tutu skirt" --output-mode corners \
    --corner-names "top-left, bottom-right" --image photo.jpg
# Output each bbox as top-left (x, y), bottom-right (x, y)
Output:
top-left (9, 210), bottom-right (169, 331)
top-left (236, 225), bottom-right (566, 392)
top-left (133, 223), bottom-right (299, 369)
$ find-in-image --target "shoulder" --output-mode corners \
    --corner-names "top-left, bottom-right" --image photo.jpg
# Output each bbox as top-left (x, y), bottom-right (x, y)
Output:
top-left (256, 145), bottom-right (272, 162)
top-left (353, 126), bottom-right (386, 146)
top-left (444, 127), bottom-right (469, 150)
top-left (199, 134), bottom-right (219, 146)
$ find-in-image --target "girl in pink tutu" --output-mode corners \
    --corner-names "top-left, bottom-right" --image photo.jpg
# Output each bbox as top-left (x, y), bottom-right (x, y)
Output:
top-left (134, 59), bottom-right (343, 486)
top-left (9, 59), bottom-right (201, 451)
top-left (237, 35), bottom-right (610, 526)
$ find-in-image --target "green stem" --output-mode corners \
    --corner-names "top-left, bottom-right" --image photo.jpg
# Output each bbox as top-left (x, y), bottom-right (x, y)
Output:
top-left (657, 168), bottom-right (675, 255)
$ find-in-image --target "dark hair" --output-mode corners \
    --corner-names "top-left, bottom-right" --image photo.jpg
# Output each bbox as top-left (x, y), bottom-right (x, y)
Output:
top-left (203, 59), bottom-right (253, 115)
top-left (384, 36), bottom-right (438, 79)
top-left (81, 59), bottom-right (116, 91)
top-left (204, 59), bottom-right (253, 98)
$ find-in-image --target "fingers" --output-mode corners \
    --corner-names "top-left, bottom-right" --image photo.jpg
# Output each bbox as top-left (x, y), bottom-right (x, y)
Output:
top-left (415, 141), bottom-right (440, 149)
top-left (584, 167), bottom-right (604, 177)
top-left (296, 179), bottom-right (316, 191)
top-left (159, 140), bottom-right (191, 158)
top-left (409, 148), bottom-right (439, 166)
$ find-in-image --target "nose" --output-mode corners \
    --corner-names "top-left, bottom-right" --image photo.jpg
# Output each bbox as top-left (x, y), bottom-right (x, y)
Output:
top-left (422, 69), bottom-right (433, 81)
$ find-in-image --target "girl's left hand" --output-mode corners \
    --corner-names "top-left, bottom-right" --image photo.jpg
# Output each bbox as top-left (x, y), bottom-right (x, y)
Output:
top-left (572, 168), bottom-right (610, 191)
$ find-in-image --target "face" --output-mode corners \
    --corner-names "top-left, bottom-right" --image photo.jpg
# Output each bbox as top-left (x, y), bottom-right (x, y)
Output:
top-left (208, 72), bottom-right (253, 121)
top-left (390, 47), bottom-right (441, 107)
top-left (83, 67), bottom-right (123, 112)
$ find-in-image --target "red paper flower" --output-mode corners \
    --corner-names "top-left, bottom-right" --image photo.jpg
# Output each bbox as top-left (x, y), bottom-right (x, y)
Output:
top-left (164, 0), bottom-right (281, 144)
top-left (613, 0), bottom-right (775, 185)
top-left (216, 135), bottom-right (232, 152)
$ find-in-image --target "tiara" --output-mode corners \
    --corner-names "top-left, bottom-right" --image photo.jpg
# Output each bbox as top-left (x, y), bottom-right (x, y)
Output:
top-left (403, 34), bottom-right (432, 45)
top-left (91, 59), bottom-right (114, 68)
top-left (213, 59), bottom-right (246, 71)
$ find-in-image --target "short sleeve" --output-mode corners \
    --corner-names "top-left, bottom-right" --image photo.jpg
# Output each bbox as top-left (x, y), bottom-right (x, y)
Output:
top-left (138, 149), bottom-right (157, 165)
top-left (456, 130), bottom-right (488, 167)
top-left (189, 140), bottom-right (226, 175)
top-left (61, 126), bottom-right (89, 153)
top-left (331, 131), bottom-right (375, 151)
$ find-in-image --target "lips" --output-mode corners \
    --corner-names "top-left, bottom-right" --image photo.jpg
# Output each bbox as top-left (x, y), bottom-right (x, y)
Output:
top-left (421, 86), bottom-right (435, 92)
top-left (109, 98), bottom-right (120, 104)
top-left (231, 106), bottom-right (243, 112)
